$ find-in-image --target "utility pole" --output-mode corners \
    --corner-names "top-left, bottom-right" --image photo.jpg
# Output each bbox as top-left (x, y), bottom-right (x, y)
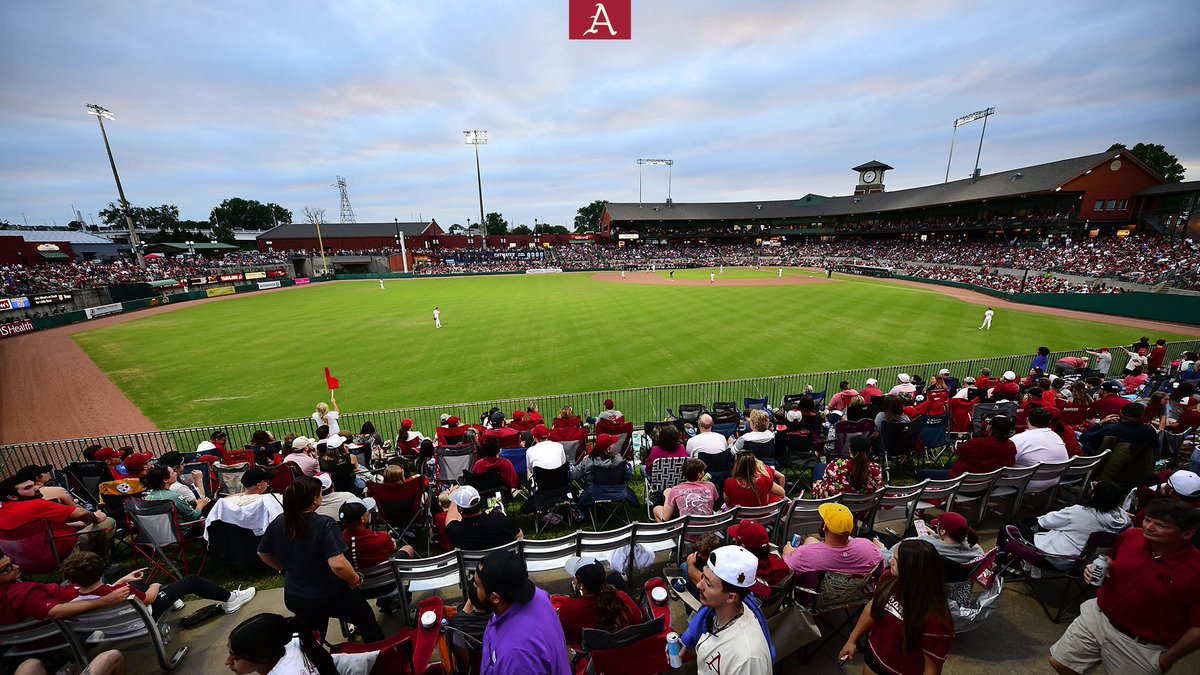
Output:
top-left (86, 103), bottom-right (146, 269)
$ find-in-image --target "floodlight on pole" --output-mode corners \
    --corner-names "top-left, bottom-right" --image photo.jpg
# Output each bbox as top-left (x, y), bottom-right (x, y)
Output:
top-left (637, 159), bottom-right (674, 207)
top-left (464, 130), bottom-right (488, 250)
top-left (86, 103), bottom-right (146, 269)
top-left (944, 107), bottom-right (994, 183)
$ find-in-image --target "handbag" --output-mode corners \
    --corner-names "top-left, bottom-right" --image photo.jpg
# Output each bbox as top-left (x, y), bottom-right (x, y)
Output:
top-left (766, 600), bottom-right (821, 662)
top-left (180, 603), bottom-right (224, 629)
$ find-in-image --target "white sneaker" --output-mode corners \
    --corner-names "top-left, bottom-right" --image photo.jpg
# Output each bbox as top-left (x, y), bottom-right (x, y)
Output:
top-left (172, 599), bottom-right (185, 611)
top-left (224, 588), bottom-right (256, 614)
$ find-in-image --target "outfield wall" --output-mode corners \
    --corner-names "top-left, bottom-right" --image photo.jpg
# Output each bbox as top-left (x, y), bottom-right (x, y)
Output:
top-left (5, 340), bottom-right (1199, 471)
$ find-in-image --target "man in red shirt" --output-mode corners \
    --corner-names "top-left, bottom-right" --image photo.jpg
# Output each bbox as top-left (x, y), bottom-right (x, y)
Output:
top-left (338, 496), bottom-right (413, 568)
top-left (728, 520), bottom-right (790, 586)
top-left (989, 371), bottom-right (1021, 401)
top-left (1087, 382), bottom-right (1131, 420)
top-left (1050, 500), bottom-right (1200, 675)
top-left (0, 553), bottom-right (129, 626)
top-left (860, 378), bottom-right (884, 402)
top-left (0, 476), bottom-right (116, 560)
top-left (1149, 339), bottom-right (1168, 372)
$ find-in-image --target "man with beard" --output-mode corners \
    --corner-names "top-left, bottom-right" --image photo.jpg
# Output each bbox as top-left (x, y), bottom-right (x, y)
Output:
top-left (0, 476), bottom-right (116, 560)
top-left (475, 549), bottom-right (571, 674)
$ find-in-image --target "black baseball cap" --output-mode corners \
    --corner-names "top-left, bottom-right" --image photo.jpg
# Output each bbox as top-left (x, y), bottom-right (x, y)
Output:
top-left (240, 467), bottom-right (271, 488)
top-left (14, 465), bottom-right (53, 483)
top-left (158, 451), bottom-right (184, 467)
top-left (477, 550), bottom-right (535, 604)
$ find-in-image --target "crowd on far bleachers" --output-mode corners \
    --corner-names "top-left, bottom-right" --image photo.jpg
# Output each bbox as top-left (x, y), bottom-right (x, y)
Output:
top-left (0, 251), bottom-right (291, 296)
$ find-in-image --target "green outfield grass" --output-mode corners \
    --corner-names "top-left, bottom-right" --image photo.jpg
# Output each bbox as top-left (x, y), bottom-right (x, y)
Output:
top-left (72, 269), bottom-right (1191, 429)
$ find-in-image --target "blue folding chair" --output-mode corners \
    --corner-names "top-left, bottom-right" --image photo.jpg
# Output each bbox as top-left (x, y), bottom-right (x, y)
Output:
top-left (744, 396), bottom-right (769, 412)
top-left (919, 414), bottom-right (951, 464)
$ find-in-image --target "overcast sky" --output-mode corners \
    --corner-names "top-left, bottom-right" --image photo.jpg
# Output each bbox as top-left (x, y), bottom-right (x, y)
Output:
top-left (2, 1), bottom-right (1197, 230)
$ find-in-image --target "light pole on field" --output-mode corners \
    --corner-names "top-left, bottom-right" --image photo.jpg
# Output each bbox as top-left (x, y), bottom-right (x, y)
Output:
top-left (464, 130), bottom-right (488, 250)
top-left (86, 103), bottom-right (146, 269)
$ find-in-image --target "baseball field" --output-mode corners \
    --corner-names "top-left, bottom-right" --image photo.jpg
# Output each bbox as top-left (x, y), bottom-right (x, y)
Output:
top-left (65, 268), bottom-right (1195, 431)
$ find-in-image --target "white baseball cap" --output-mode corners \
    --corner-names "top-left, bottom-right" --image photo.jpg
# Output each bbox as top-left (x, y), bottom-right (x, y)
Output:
top-left (291, 436), bottom-right (315, 451)
top-left (450, 485), bottom-right (481, 509)
top-left (865, 378), bottom-right (878, 386)
top-left (1003, 371), bottom-right (1017, 381)
top-left (938, 369), bottom-right (951, 376)
top-left (564, 555), bottom-right (599, 577)
top-left (343, 494), bottom-right (377, 512)
top-left (316, 472), bottom-right (333, 491)
top-left (898, 373), bottom-right (912, 383)
top-left (706, 545), bottom-right (769, 595)
top-left (325, 434), bottom-right (346, 450)
top-left (1168, 470), bottom-right (1200, 498)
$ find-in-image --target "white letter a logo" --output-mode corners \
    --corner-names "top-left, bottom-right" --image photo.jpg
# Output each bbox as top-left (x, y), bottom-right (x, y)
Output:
top-left (583, 3), bottom-right (617, 36)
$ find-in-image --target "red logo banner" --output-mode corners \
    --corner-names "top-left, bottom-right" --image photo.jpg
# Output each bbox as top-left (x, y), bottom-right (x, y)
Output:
top-left (569, 0), bottom-right (631, 40)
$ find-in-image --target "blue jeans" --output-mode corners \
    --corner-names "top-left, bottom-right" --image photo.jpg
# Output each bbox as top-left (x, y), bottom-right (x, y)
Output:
top-left (1191, 447), bottom-right (1200, 475)
top-left (678, 561), bottom-right (700, 599)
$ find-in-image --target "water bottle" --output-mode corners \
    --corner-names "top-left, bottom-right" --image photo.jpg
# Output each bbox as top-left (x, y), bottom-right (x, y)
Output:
top-left (666, 631), bottom-right (682, 668)
top-left (1089, 555), bottom-right (1108, 587)
top-left (791, 534), bottom-right (802, 548)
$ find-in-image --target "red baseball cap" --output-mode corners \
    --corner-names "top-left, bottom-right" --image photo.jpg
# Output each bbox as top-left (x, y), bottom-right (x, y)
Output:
top-left (122, 453), bottom-right (154, 474)
top-left (931, 512), bottom-right (969, 538)
top-left (728, 520), bottom-right (769, 552)
top-left (513, 411), bottom-right (525, 420)
top-left (95, 447), bottom-right (119, 461)
top-left (531, 424), bottom-right (549, 440)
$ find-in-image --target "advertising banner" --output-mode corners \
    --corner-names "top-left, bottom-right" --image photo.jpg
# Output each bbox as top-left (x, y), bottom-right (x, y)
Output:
top-left (294, 277), bottom-right (311, 285)
top-left (257, 281), bottom-right (281, 290)
top-left (84, 303), bottom-right (123, 319)
top-left (0, 319), bottom-right (36, 339)
top-left (218, 273), bottom-right (244, 282)
top-left (7, 297), bottom-right (31, 309)
top-left (244, 271), bottom-right (267, 280)
top-left (205, 287), bottom-right (236, 298)
top-left (267, 269), bottom-right (287, 278)
top-left (31, 292), bottom-right (73, 305)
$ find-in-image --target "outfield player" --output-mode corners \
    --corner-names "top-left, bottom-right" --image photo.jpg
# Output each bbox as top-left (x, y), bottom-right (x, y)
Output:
top-left (979, 307), bottom-right (993, 331)
top-left (778, 268), bottom-right (783, 278)
top-left (379, 278), bottom-right (385, 290)
top-left (710, 272), bottom-right (715, 284)
top-left (434, 306), bottom-right (441, 329)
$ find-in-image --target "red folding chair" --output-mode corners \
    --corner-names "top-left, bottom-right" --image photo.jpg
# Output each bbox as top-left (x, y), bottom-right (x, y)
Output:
top-left (367, 476), bottom-right (431, 554)
top-left (435, 426), bottom-right (467, 447)
top-left (948, 398), bottom-right (976, 434)
top-left (336, 596), bottom-right (445, 675)
top-left (925, 389), bottom-right (949, 416)
top-left (220, 449), bottom-right (256, 465)
top-left (595, 415), bottom-right (627, 435)
top-left (0, 519), bottom-right (75, 574)
top-left (269, 463), bottom-right (302, 494)
top-left (553, 416), bottom-right (583, 429)
top-left (549, 426), bottom-right (589, 463)
top-left (483, 427), bottom-right (523, 449)
top-left (396, 436), bottom-right (423, 456)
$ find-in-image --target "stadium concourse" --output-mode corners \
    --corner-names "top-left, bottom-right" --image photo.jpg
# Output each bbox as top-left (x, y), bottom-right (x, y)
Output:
top-left (3, 358), bottom-right (1200, 673)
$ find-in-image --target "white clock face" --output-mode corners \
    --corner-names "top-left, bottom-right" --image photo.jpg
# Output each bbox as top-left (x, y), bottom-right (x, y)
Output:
top-left (1110, 160), bottom-right (1121, 171)
top-left (863, 170), bottom-right (877, 183)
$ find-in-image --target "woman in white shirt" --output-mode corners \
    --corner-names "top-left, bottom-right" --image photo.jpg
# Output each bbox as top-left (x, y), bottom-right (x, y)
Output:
top-left (312, 395), bottom-right (341, 438)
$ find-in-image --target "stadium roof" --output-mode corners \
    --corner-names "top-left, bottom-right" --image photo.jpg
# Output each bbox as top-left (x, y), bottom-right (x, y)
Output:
top-left (1137, 180), bottom-right (1200, 196)
top-left (257, 221), bottom-right (436, 239)
top-left (0, 229), bottom-right (114, 244)
top-left (606, 150), bottom-right (1155, 223)
top-left (146, 242), bottom-right (240, 252)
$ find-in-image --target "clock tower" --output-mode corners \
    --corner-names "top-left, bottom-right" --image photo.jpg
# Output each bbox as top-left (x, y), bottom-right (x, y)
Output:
top-left (853, 160), bottom-right (893, 195)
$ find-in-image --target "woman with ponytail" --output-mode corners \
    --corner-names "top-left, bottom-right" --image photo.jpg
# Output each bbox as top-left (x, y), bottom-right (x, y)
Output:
top-left (840, 539), bottom-right (955, 675)
top-left (226, 613), bottom-right (380, 674)
top-left (554, 557), bottom-right (642, 651)
top-left (811, 436), bottom-right (883, 499)
top-left (257, 477), bottom-right (384, 644)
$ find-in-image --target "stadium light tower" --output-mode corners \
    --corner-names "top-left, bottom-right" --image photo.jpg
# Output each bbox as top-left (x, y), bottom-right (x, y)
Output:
top-left (944, 107), bottom-right (994, 183)
top-left (86, 103), bottom-right (146, 269)
top-left (637, 159), bottom-right (674, 207)
top-left (463, 130), bottom-right (488, 250)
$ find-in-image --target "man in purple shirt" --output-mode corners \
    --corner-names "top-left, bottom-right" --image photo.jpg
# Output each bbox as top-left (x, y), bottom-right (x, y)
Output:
top-left (476, 550), bottom-right (572, 675)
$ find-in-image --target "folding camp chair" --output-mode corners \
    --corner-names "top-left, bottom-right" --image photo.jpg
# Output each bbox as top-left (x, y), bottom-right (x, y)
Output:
top-left (267, 462), bottom-right (302, 494)
top-left (947, 398), bottom-right (976, 437)
top-left (742, 437), bottom-right (779, 468)
top-left (676, 404), bottom-right (705, 424)
top-left (0, 519), bottom-right (75, 574)
top-left (1053, 450), bottom-right (1110, 507)
top-left (971, 401), bottom-right (1017, 436)
top-left (731, 500), bottom-right (790, 541)
top-left (807, 391), bottom-right (827, 408)
top-left (1000, 528), bottom-right (1118, 623)
top-left (643, 456), bottom-right (687, 519)
top-left (914, 475), bottom-right (966, 514)
top-left (697, 449), bottom-right (734, 500)
top-left (435, 443), bottom-right (476, 486)
top-left (946, 548), bottom-right (1003, 634)
top-left (246, 440), bottom-right (283, 466)
top-left (1020, 459), bottom-right (1077, 514)
top-left (529, 464), bottom-right (578, 534)
top-left (205, 521), bottom-right (264, 568)
top-left (57, 597), bottom-right (187, 671)
top-left (180, 461), bottom-right (217, 497)
top-left (580, 463), bottom-right (638, 530)
top-left (579, 616), bottom-right (674, 675)
top-left (552, 415), bottom-right (584, 429)
top-left (673, 510), bottom-right (738, 561)
top-left (549, 426), bottom-right (588, 463)
top-left (628, 517), bottom-right (687, 579)
top-left (335, 596), bottom-right (444, 675)
top-left (337, 558), bottom-right (401, 638)
top-left (521, 532), bottom-right (581, 573)
top-left (63, 461), bottom-right (109, 509)
top-left (744, 396), bottom-right (769, 412)
top-left (833, 418), bottom-right (875, 459)
top-left (609, 421), bottom-right (635, 460)
top-left (435, 426), bottom-right (467, 447)
top-left (459, 468), bottom-right (509, 506)
top-left (214, 462), bottom-right (250, 496)
top-left (919, 414), bottom-right (952, 463)
top-left (368, 476), bottom-right (431, 553)
top-left (878, 419), bottom-right (921, 481)
top-left (395, 435), bottom-right (423, 456)
top-left (796, 564), bottom-right (882, 661)
top-left (220, 449), bottom-right (256, 465)
top-left (124, 498), bottom-right (206, 581)
top-left (595, 415), bottom-right (628, 436)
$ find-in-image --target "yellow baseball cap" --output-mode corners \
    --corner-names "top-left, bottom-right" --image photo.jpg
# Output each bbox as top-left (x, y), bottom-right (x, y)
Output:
top-left (818, 503), bottom-right (854, 536)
